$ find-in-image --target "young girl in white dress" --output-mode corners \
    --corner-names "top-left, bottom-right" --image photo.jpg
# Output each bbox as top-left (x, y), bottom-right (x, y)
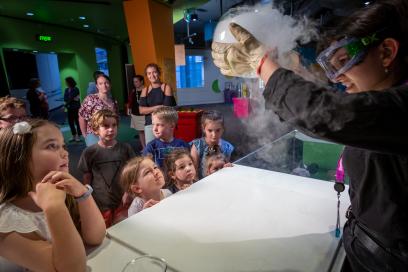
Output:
top-left (0, 119), bottom-right (105, 271)
top-left (121, 156), bottom-right (172, 217)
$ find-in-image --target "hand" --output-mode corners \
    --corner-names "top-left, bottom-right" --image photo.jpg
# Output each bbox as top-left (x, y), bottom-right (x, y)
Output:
top-left (212, 23), bottom-right (267, 77)
top-left (29, 181), bottom-right (66, 211)
top-left (142, 199), bottom-right (159, 210)
top-left (223, 162), bottom-right (234, 168)
top-left (127, 109), bottom-right (131, 116)
top-left (180, 183), bottom-right (192, 190)
top-left (42, 171), bottom-right (88, 198)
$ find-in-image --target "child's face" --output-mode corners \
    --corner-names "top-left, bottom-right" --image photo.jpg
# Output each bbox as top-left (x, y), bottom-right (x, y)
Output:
top-left (203, 120), bottom-right (224, 146)
top-left (96, 117), bottom-right (117, 143)
top-left (171, 155), bottom-right (196, 184)
top-left (31, 124), bottom-right (69, 183)
top-left (152, 115), bottom-right (174, 141)
top-left (132, 159), bottom-right (165, 197)
top-left (208, 159), bottom-right (225, 175)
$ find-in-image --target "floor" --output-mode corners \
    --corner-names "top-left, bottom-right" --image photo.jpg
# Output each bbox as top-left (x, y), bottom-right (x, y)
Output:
top-left (50, 103), bottom-right (293, 180)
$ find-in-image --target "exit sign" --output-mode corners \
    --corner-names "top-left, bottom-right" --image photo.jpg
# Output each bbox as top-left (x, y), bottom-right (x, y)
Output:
top-left (36, 35), bottom-right (53, 42)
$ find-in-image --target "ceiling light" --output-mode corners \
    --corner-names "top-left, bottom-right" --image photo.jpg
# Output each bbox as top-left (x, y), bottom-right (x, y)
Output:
top-left (190, 13), bottom-right (198, 22)
top-left (26, 12), bottom-right (34, 16)
top-left (33, 50), bottom-right (38, 53)
top-left (364, 1), bottom-right (370, 5)
top-left (83, 24), bottom-right (89, 28)
top-left (79, 16), bottom-right (86, 20)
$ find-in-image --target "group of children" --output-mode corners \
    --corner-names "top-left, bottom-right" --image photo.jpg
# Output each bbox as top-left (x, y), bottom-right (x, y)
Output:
top-left (78, 106), bottom-right (234, 223)
top-left (0, 97), bottom-right (234, 271)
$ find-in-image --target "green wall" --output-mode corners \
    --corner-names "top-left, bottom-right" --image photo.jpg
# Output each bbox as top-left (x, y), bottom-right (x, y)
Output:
top-left (0, 16), bottom-right (126, 109)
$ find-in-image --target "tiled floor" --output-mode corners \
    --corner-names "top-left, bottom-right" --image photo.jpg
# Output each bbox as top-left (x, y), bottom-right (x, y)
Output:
top-left (50, 102), bottom-right (292, 180)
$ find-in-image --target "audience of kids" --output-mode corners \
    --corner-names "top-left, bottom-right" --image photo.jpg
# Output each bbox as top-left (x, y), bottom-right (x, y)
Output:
top-left (0, 101), bottom-right (234, 269)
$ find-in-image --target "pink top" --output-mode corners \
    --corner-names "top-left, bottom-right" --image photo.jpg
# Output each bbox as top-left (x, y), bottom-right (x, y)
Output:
top-left (78, 94), bottom-right (119, 134)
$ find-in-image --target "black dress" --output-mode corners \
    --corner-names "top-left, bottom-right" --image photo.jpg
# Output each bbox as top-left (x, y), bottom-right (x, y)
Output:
top-left (139, 84), bottom-right (176, 126)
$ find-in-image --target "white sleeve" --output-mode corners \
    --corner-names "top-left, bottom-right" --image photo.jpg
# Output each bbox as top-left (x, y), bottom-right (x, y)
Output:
top-left (127, 197), bottom-right (144, 217)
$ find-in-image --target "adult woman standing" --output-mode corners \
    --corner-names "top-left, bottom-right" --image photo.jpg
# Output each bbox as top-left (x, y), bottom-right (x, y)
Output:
top-left (26, 78), bottom-right (48, 119)
top-left (127, 75), bottom-right (146, 150)
top-left (64, 76), bottom-right (82, 142)
top-left (212, 0), bottom-right (408, 270)
top-left (139, 63), bottom-right (176, 144)
top-left (79, 74), bottom-right (118, 146)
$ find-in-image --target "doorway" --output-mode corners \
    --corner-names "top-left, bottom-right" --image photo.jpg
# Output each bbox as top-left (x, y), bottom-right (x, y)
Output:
top-left (3, 49), bottom-right (64, 112)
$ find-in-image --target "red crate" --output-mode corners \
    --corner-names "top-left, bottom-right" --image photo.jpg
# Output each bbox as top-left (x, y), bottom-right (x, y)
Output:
top-left (175, 110), bottom-right (203, 143)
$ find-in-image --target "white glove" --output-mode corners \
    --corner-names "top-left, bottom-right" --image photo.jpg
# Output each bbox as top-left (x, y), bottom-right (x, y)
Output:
top-left (212, 23), bottom-right (267, 77)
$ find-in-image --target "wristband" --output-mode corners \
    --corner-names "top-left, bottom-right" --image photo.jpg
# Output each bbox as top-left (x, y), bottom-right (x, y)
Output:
top-left (75, 185), bottom-right (93, 203)
top-left (257, 53), bottom-right (269, 75)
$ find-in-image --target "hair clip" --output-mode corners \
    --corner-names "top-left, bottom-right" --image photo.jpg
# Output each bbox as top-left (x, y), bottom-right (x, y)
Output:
top-left (13, 121), bottom-right (32, 135)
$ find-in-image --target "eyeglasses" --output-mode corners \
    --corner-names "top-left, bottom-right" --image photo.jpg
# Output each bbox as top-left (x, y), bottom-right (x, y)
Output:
top-left (316, 33), bottom-right (380, 81)
top-left (0, 115), bottom-right (28, 123)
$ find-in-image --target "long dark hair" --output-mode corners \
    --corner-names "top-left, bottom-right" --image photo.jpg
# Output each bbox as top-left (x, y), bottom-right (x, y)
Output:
top-left (65, 76), bottom-right (77, 88)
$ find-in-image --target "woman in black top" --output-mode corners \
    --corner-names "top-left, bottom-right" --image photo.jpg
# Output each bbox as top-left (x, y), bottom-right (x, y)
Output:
top-left (139, 63), bottom-right (176, 144)
top-left (127, 75), bottom-right (146, 149)
top-left (64, 76), bottom-right (81, 142)
top-left (212, 0), bottom-right (408, 270)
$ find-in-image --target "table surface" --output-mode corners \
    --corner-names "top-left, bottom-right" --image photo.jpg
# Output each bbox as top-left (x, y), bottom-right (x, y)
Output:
top-left (96, 165), bottom-right (350, 272)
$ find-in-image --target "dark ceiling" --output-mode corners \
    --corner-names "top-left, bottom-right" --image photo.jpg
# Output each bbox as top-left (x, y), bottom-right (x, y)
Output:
top-left (0, 0), bottom-right (373, 46)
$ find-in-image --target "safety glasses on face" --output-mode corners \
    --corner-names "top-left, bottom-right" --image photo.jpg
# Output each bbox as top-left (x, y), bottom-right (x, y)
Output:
top-left (0, 114), bottom-right (28, 124)
top-left (316, 33), bottom-right (379, 81)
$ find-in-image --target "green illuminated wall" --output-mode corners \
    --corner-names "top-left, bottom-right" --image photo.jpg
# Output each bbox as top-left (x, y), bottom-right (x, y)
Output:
top-left (0, 16), bottom-right (126, 109)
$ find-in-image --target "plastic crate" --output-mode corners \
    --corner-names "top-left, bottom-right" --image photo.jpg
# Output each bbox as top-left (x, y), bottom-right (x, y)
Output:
top-left (175, 110), bottom-right (203, 143)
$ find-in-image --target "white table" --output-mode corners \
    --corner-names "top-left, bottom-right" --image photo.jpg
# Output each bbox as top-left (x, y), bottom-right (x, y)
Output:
top-left (100, 165), bottom-right (350, 272)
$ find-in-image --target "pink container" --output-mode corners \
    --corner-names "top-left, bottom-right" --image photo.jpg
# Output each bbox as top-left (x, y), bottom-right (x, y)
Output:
top-left (232, 97), bottom-right (250, 118)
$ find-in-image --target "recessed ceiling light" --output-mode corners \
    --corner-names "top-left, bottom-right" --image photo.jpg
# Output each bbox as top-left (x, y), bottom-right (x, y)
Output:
top-left (364, 1), bottom-right (370, 5)
top-left (79, 16), bottom-right (86, 20)
top-left (33, 50), bottom-right (38, 53)
top-left (26, 12), bottom-right (34, 16)
top-left (83, 24), bottom-right (89, 28)
top-left (50, 51), bottom-right (55, 54)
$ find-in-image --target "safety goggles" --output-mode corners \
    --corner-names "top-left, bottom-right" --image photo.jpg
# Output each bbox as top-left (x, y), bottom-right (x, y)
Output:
top-left (316, 33), bottom-right (380, 81)
top-left (0, 114), bottom-right (27, 124)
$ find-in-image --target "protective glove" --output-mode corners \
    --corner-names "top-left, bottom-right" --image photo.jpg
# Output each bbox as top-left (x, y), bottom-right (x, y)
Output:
top-left (212, 23), bottom-right (267, 77)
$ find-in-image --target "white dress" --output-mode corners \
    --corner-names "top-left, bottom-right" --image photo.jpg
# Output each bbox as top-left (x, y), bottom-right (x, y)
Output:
top-left (0, 203), bottom-right (51, 271)
top-left (128, 189), bottom-right (172, 217)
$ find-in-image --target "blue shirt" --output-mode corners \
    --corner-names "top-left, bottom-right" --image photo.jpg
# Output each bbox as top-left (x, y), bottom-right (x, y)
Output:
top-left (143, 138), bottom-right (189, 168)
top-left (189, 137), bottom-right (234, 179)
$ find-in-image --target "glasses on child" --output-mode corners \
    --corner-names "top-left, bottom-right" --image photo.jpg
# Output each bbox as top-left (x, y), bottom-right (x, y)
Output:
top-left (0, 114), bottom-right (28, 124)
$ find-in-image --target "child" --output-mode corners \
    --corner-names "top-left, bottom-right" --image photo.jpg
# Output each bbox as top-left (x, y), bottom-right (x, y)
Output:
top-left (0, 96), bottom-right (27, 129)
top-left (78, 109), bottom-right (135, 227)
top-left (190, 110), bottom-right (234, 178)
top-left (204, 152), bottom-right (231, 176)
top-left (143, 106), bottom-right (189, 168)
top-left (164, 149), bottom-right (197, 193)
top-left (0, 119), bottom-right (105, 271)
top-left (121, 156), bottom-right (172, 216)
